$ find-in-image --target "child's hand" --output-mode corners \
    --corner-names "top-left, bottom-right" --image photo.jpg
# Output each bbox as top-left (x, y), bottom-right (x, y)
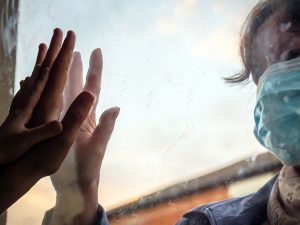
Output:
top-left (0, 45), bottom-right (63, 165)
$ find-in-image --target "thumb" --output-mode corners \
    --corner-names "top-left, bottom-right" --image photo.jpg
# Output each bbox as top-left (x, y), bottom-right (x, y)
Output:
top-left (90, 107), bottom-right (120, 150)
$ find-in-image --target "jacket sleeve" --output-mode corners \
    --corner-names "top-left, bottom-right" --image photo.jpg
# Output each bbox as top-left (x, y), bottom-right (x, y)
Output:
top-left (95, 205), bottom-right (110, 225)
top-left (42, 205), bottom-right (110, 225)
top-left (175, 210), bottom-right (211, 225)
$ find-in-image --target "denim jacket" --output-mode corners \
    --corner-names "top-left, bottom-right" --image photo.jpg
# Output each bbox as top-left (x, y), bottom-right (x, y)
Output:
top-left (42, 175), bottom-right (277, 225)
top-left (174, 175), bottom-right (277, 225)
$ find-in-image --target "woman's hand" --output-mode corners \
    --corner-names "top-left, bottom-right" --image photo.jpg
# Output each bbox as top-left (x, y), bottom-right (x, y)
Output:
top-left (49, 49), bottom-right (119, 225)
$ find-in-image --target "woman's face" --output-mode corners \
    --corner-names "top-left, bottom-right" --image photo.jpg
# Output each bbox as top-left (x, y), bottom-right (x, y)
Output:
top-left (252, 10), bottom-right (300, 83)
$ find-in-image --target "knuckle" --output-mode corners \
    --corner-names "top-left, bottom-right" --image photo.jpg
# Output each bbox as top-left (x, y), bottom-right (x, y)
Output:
top-left (68, 107), bottom-right (85, 122)
top-left (106, 125), bottom-right (114, 134)
top-left (32, 82), bottom-right (42, 93)
top-left (47, 121), bottom-right (62, 134)
top-left (94, 89), bottom-right (100, 96)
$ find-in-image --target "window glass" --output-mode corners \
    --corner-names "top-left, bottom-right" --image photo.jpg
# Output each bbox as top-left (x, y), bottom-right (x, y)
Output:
top-left (11, 0), bottom-right (263, 224)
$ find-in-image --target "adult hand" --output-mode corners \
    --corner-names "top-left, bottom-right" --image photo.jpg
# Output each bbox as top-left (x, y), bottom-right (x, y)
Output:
top-left (0, 29), bottom-right (95, 214)
top-left (49, 49), bottom-right (119, 225)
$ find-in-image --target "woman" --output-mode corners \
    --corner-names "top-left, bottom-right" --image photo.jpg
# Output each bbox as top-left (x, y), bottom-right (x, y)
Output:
top-left (176, 0), bottom-right (300, 224)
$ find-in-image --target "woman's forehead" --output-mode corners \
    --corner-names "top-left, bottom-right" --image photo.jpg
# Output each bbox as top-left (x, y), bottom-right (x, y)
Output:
top-left (252, 11), bottom-right (283, 79)
top-left (252, 10), bottom-right (300, 81)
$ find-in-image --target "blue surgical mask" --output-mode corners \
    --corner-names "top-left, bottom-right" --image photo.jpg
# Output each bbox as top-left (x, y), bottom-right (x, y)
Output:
top-left (254, 57), bottom-right (300, 165)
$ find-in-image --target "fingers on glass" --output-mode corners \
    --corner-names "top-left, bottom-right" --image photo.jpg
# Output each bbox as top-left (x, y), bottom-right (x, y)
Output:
top-left (61, 91), bottom-right (95, 140)
top-left (34, 91), bottom-right (95, 171)
top-left (17, 68), bottom-right (50, 122)
top-left (85, 48), bottom-right (102, 96)
top-left (66, 51), bottom-right (84, 104)
top-left (83, 49), bottom-right (103, 115)
top-left (89, 48), bottom-right (103, 76)
top-left (29, 44), bottom-right (48, 84)
top-left (90, 107), bottom-right (120, 147)
top-left (46, 30), bottom-right (76, 91)
top-left (42, 28), bottom-right (63, 68)
top-left (30, 29), bottom-right (76, 125)
top-left (36, 43), bottom-right (48, 65)
top-left (9, 67), bottom-right (50, 122)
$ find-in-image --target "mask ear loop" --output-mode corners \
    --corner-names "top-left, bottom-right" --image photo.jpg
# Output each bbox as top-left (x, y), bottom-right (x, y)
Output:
top-left (258, 57), bottom-right (300, 88)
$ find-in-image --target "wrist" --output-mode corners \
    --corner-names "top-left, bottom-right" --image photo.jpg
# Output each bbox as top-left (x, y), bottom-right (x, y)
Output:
top-left (75, 183), bottom-right (99, 225)
top-left (52, 182), bottom-right (99, 225)
top-left (50, 184), bottom-right (85, 225)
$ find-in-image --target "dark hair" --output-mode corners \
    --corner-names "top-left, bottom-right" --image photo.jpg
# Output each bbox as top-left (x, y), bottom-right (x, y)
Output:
top-left (224, 0), bottom-right (292, 84)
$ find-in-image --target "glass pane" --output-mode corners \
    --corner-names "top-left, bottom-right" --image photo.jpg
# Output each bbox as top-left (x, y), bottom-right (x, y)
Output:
top-left (11, 0), bottom-right (266, 224)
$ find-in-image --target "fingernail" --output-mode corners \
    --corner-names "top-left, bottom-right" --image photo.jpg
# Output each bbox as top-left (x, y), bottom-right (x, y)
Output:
top-left (93, 48), bottom-right (102, 55)
top-left (53, 28), bottom-right (60, 35)
top-left (72, 51), bottom-right (81, 62)
top-left (112, 107), bottom-right (120, 119)
top-left (39, 43), bottom-right (46, 50)
top-left (67, 30), bottom-right (75, 39)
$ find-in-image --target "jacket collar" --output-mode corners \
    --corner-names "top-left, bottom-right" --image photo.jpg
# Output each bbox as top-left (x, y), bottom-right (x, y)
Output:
top-left (203, 175), bottom-right (278, 225)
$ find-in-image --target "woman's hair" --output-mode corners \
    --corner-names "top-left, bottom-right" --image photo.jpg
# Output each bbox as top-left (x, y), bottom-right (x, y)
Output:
top-left (224, 0), bottom-right (289, 84)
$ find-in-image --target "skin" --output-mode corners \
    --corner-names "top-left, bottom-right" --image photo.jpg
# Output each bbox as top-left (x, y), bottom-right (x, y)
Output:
top-left (252, 10), bottom-right (300, 83)
top-left (0, 28), bottom-right (95, 214)
top-left (48, 49), bottom-right (119, 225)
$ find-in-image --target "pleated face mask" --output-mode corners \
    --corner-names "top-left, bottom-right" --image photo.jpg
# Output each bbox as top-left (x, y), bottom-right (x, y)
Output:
top-left (254, 57), bottom-right (300, 165)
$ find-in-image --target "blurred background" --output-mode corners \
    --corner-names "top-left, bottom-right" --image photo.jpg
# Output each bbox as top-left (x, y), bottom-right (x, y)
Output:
top-left (0, 0), bottom-right (277, 224)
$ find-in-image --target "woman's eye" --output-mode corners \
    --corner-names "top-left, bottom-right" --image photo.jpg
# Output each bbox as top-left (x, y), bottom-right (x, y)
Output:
top-left (286, 16), bottom-right (300, 32)
top-left (286, 49), bottom-right (300, 60)
top-left (278, 14), bottom-right (300, 33)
